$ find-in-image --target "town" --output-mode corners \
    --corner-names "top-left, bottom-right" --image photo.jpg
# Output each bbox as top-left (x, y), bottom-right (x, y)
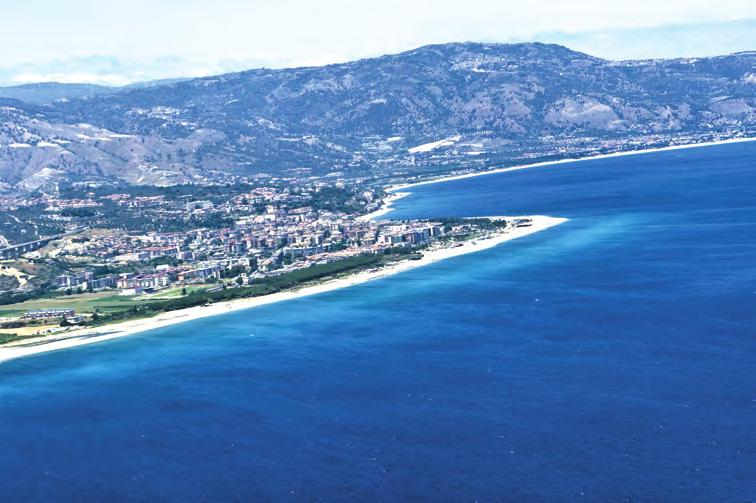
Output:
top-left (0, 180), bottom-right (525, 342)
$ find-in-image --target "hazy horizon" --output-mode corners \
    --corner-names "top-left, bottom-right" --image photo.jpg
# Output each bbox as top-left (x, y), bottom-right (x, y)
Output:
top-left (0, 0), bottom-right (754, 86)
top-left (1, 27), bottom-right (754, 89)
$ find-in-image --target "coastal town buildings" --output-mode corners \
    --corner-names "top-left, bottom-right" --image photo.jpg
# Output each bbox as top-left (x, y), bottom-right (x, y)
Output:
top-left (0, 182), bottom-right (472, 303)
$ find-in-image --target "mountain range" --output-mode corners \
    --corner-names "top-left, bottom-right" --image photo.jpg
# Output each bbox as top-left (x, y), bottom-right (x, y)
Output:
top-left (0, 79), bottom-right (191, 105)
top-left (0, 42), bottom-right (753, 191)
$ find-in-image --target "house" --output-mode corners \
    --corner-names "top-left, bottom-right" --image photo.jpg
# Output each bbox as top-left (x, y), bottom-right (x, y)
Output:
top-left (24, 308), bottom-right (75, 319)
top-left (119, 287), bottom-right (144, 296)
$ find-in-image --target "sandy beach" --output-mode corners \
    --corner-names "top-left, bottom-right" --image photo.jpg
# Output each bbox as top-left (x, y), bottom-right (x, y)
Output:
top-left (4, 138), bottom-right (752, 364)
top-left (388, 137), bottom-right (756, 192)
top-left (0, 215), bottom-right (567, 363)
top-left (356, 192), bottom-right (410, 221)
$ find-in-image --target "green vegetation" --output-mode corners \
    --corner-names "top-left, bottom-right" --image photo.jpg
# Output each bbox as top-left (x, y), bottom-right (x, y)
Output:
top-left (61, 208), bottom-right (97, 218)
top-left (0, 333), bottom-right (18, 344)
top-left (0, 275), bottom-right (20, 291)
top-left (0, 219), bottom-right (482, 344)
top-left (61, 182), bottom-right (263, 202)
top-left (0, 204), bottom-right (65, 243)
top-left (50, 183), bottom-right (260, 234)
top-left (0, 291), bottom-right (166, 318)
top-left (0, 253), bottom-right (392, 335)
top-left (0, 259), bottom-right (70, 306)
top-left (306, 186), bottom-right (365, 213)
top-left (434, 217), bottom-right (509, 231)
top-left (148, 285), bottom-right (209, 299)
top-left (87, 254), bottom-right (387, 327)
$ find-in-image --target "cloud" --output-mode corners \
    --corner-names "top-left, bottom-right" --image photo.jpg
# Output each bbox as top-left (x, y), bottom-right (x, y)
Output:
top-left (9, 73), bottom-right (131, 87)
top-left (535, 18), bottom-right (756, 60)
top-left (0, 56), bottom-right (250, 87)
top-left (0, 16), bottom-right (753, 87)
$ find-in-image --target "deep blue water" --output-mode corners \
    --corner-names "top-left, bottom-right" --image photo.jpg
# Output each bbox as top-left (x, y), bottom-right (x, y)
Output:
top-left (1, 142), bottom-right (755, 501)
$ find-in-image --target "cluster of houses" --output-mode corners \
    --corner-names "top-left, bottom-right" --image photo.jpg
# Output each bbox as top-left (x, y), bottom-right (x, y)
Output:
top-left (23, 308), bottom-right (75, 320)
top-left (24, 184), bottom-right (456, 299)
top-left (51, 210), bottom-right (448, 297)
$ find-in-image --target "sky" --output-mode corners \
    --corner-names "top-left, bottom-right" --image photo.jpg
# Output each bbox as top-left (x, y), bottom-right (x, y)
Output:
top-left (0, 0), bottom-right (754, 86)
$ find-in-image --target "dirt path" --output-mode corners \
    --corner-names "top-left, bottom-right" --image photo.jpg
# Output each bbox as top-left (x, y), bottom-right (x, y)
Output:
top-left (0, 265), bottom-right (31, 288)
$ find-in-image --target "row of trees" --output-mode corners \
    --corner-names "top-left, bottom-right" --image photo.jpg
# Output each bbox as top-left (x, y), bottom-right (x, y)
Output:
top-left (88, 254), bottom-right (384, 326)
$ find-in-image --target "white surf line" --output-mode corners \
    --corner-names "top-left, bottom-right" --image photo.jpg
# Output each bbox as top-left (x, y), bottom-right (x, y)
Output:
top-left (388, 137), bottom-right (756, 192)
top-left (0, 216), bottom-right (567, 364)
top-left (356, 192), bottom-right (410, 221)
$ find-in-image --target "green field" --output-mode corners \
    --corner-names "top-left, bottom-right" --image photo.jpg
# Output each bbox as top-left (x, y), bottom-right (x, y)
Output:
top-left (0, 254), bottom-right (396, 328)
top-left (146, 285), bottom-right (209, 299)
top-left (0, 283), bottom-right (216, 318)
top-left (0, 284), bottom-right (215, 319)
top-left (0, 292), bottom-right (156, 318)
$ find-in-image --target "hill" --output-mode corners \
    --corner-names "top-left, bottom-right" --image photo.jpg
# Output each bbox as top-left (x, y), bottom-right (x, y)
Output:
top-left (0, 43), bottom-right (753, 190)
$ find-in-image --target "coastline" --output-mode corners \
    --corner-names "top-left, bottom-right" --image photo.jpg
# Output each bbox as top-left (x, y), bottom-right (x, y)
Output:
top-left (356, 191), bottom-right (410, 221)
top-left (3, 138), bottom-right (750, 364)
top-left (0, 215), bottom-right (567, 363)
top-left (388, 136), bottom-right (756, 192)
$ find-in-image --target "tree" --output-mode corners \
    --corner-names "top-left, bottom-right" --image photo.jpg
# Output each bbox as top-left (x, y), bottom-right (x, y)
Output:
top-left (60, 317), bottom-right (70, 328)
top-left (181, 287), bottom-right (187, 296)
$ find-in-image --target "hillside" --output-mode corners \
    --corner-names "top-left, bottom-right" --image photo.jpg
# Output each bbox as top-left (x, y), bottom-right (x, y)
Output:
top-left (0, 43), bottom-right (754, 191)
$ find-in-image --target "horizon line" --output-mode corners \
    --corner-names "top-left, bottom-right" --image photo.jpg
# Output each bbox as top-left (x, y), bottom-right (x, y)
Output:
top-left (1, 40), bottom-right (754, 89)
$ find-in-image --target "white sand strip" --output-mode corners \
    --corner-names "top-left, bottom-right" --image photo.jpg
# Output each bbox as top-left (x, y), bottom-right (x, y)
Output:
top-left (0, 215), bottom-right (566, 363)
top-left (356, 192), bottom-right (410, 221)
top-left (389, 137), bottom-right (756, 192)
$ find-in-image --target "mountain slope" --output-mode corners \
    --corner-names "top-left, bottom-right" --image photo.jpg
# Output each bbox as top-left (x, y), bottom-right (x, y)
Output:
top-left (0, 82), bottom-right (115, 105)
top-left (0, 79), bottom-right (193, 106)
top-left (1, 43), bottom-right (754, 190)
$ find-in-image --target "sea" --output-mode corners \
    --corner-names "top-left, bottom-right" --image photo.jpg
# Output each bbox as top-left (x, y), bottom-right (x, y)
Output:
top-left (1, 142), bottom-right (754, 501)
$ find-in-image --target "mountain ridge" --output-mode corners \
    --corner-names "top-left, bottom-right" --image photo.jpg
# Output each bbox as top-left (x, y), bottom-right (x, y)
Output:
top-left (0, 78), bottom-right (192, 105)
top-left (0, 42), bottom-right (753, 191)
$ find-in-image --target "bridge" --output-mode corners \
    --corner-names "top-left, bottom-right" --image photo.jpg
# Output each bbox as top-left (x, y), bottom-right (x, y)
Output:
top-left (0, 229), bottom-right (86, 260)
top-left (0, 237), bottom-right (58, 260)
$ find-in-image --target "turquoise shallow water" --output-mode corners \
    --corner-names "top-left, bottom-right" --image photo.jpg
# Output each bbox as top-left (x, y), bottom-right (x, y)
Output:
top-left (1, 142), bottom-right (755, 501)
